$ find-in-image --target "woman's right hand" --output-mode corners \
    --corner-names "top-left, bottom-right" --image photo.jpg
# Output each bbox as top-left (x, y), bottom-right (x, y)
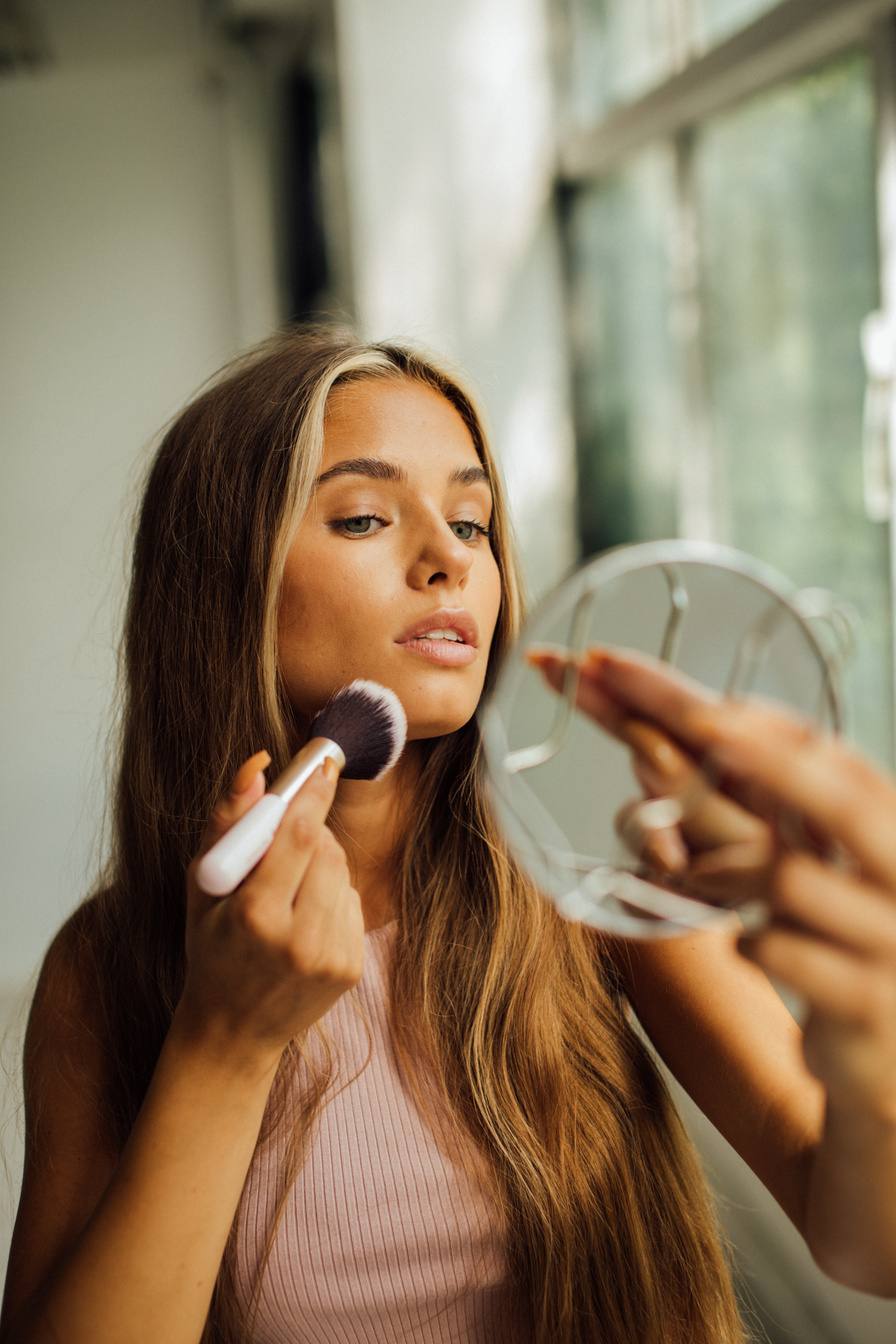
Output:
top-left (179, 752), bottom-right (365, 1069)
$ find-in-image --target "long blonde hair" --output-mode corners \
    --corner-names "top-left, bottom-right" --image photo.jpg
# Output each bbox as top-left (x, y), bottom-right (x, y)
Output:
top-left (75, 326), bottom-right (744, 1343)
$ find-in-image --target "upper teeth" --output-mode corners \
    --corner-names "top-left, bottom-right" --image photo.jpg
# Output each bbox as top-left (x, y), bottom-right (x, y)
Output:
top-left (421, 628), bottom-right (463, 642)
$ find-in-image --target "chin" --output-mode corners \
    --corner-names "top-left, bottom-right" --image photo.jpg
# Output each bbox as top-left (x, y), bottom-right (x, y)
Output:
top-left (406, 715), bottom-right (478, 742)
top-left (399, 685), bottom-right (484, 742)
top-left (282, 661), bottom-right (487, 742)
top-left (409, 706), bottom-right (485, 741)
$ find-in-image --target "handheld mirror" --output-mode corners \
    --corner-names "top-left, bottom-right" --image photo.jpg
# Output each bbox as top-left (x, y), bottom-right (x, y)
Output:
top-left (479, 539), bottom-right (853, 939)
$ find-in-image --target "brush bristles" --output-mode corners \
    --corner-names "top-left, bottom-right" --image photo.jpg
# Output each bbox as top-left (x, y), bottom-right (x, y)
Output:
top-left (309, 680), bottom-right (408, 781)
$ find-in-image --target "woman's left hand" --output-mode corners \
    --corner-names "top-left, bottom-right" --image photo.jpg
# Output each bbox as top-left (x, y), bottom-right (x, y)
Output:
top-left (531, 647), bottom-right (776, 909)
top-left (531, 645), bottom-right (896, 1119)
top-left (532, 645), bottom-right (896, 1291)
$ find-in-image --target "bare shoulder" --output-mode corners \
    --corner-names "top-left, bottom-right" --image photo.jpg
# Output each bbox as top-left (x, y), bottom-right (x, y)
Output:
top-left (2, 900), bottom-right (118, 1329)
top-left (22, 899), bottom-right (115, 1130)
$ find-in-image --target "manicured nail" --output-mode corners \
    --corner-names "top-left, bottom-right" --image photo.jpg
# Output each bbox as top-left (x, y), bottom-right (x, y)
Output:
top-left (231, 750), bottom-right (271, 795)
top-left (526, 645), bottom-right (567, 667)
top-left (322, 756), bottom-right (340, 782)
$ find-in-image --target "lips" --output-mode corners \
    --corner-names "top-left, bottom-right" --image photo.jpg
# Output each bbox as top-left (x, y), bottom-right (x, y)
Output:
top-left (395, 608), bottom-right (480, 648)
top-left (394, 608), bottom-right (480, 667)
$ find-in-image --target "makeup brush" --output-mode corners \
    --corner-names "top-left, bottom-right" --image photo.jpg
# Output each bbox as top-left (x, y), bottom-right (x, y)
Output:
top-left (196, 680), bottom-right (407, 897)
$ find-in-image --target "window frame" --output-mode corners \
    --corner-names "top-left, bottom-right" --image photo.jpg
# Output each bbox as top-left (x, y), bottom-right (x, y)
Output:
top-left (559, 0), bottom-right (896, 178)
top-left (557, 0), bottom-right (896, 758)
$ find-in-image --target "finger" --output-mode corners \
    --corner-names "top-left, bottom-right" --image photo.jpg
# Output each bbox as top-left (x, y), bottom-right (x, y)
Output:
top-left (615, 798), bottom-right (689, 872)
top-left (642, 827), bottom-right (690, 875)
top-left (527, 648), bottom-right (631, 737)
top-left (531, 649), bottom-right (716, 792)
top-left (534, 649), bottom-right (823, 864)
top-left (625, 744), bottom-right (770, 851)
top-left (284, 831), bottom-right (365, 968)
top-left (772, 853), bottom-right (896, 959)
top-left (578, 647), bottom-right (722, 744)
top-left (198, 750), bottom-right (272, 855)
top-left (678, 791), bottom-right (771, 851)
top-left (533, 649), bottom-right (772, 871)
top-left (531, 647), bottom-right (732, 798)
top-left (623, 719), bottom-right (696, 789)
top-left (530, 649), bottom-right (722, 776)
top-left (583, 647), bottom-right (812, 781)
top-left (739, 924), bottom-right (896, 1024)
top-left (621, 718), bottom-right (769, 854)
top-left (704, 712), bottom-right (896, 890)
top-left (591, 650), bottom-right (896, 890)
top-left (247, 824), bottom-right (358, 966)
top-left (237, 763), bottom-right (339, 915)
top-left (290, 825), bottom-right (352, 919)
top-left (686, 839), bottom-right (775, 904)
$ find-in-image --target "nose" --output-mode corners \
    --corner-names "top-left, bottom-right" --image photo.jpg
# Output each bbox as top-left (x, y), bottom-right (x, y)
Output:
top-left (406, 515), bottom-right (474, 592)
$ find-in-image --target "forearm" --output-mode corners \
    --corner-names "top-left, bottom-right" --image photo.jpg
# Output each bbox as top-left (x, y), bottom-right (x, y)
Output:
top-left (6, 1015), bottom-right (280, 1344)
top-left (611, 933), bottom-right (822, 1200)
top-left (804, 1098), bottom-right (896, 1296)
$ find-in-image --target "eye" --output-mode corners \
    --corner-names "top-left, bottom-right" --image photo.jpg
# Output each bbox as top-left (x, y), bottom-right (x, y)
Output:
top-left (449, 519), bottom-right (490, 543)
top-left (331, 514), bottom-right (386, 537)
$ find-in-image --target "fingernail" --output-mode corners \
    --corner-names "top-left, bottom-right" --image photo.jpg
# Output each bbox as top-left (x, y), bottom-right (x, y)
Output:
top-left (322, 756), bottom-right (340, 782)
top-left (583, 648), bottom-right (612, 674)
top-left (231, 750), bottom-right (271, 795)
top-left (526, 645), bottom-right (567, 668)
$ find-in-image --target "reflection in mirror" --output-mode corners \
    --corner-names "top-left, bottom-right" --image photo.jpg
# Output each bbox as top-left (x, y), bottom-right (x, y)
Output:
top-left (481, 539), bottom-right (850, 938)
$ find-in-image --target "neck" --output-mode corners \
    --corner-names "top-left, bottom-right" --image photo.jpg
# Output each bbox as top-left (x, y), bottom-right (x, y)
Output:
top-left (328, 746), bottom-right (422, 932)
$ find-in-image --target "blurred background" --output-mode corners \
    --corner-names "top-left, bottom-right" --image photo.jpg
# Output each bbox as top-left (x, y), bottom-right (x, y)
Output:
top-left (3, 0), bottom-right (896, 1338)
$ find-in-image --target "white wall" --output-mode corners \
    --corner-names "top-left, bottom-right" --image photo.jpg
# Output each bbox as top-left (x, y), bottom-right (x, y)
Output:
top-left (0, 0), bottom-right (280, 1275)
top-left (0, 5), bottom-right (279, 989)
top-left (334, 0), bottom-right (579, 596)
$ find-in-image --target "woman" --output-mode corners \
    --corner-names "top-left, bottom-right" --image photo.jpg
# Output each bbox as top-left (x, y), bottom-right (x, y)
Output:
top-left (2, 327), bottom-right (895, 1344)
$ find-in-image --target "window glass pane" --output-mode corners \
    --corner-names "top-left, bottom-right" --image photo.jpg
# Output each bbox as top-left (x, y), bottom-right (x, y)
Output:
top-left (564, 0), bottom-right (677, 121)
top-left (563, 0), bottom-right (780, 123)
top-left (694, 52), bottom-right (892, 762)
top-left (565, 144), bottom-right (680, 554)
top-left (694, 0), bottom-right (778, 49)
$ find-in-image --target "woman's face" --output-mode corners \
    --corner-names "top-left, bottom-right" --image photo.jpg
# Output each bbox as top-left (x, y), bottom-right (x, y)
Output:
top-left (278, 378), bottom-right (503, 740)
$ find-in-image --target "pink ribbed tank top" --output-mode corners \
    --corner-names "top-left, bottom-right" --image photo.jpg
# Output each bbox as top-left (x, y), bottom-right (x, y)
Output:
top-left (234, 922), bottom-right (531, 1343)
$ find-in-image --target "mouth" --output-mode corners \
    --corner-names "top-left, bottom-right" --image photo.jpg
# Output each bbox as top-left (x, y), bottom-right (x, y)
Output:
top-left (395, 608), bottom-right (480, 666)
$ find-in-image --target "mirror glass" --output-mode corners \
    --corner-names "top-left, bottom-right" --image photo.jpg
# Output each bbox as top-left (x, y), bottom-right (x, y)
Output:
top-left (480, 539), bottom-right (851, 938)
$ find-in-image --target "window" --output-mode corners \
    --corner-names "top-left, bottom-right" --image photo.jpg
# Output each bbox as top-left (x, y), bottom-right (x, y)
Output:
top-left (558, 0), bottom-right (896, 765)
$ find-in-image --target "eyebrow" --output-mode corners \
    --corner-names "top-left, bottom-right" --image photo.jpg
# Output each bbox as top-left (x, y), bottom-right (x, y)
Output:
top-left (314, 457), bottom-right (491, 490)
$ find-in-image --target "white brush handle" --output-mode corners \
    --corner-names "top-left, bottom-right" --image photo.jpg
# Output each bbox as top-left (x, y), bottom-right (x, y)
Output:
top-left (196, 794), bottom-right (288, 896)
top-left (196, 738), bottom-right (345, 896)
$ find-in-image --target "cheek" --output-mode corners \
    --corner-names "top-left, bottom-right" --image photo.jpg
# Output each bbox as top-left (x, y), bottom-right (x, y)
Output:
top-left (277, 546), bottom-right (397, 709)
top-left (479, 558), bottom-right (503, 644)
top-left (281, 542), bottom-right (385, 632)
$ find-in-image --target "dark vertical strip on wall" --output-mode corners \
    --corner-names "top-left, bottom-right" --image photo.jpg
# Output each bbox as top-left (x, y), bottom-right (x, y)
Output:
top-left (284, 68), bottom-right (330, 322)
